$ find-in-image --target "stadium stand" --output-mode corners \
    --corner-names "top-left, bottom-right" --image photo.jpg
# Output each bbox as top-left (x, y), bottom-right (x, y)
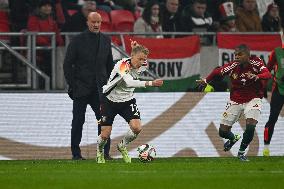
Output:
top-left (67, 9), bottom-right (78, 16)
top-left (96, 9), bottom-right (112, 32)
top-left (109, 10), bottom-right (135, 45)
top-left (0, 11), bottom-right (10, 43)
top-left (110, 10), bottom-right (135, 32)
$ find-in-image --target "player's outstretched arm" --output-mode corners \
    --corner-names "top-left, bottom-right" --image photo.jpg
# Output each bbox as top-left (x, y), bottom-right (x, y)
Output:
top-left (146, 79), bottom-right (163, 87)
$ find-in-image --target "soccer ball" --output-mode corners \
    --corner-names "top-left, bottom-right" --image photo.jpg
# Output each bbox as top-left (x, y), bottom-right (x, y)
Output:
top-left (137, 144), bottom-right (156, 162)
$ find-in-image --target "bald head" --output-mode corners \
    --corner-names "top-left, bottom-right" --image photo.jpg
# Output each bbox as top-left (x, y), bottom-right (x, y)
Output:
top-left (88, 12), bottom-right (101, 21)
top-left (87, 12), bottom-right (102, 33)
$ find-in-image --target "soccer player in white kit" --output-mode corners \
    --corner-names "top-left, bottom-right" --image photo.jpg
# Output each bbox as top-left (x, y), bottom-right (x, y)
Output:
top-left (96, 41), bottom-right (163, 163)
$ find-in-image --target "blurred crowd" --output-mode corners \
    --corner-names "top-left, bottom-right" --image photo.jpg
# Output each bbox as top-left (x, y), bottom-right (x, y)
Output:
top-left (0, 0), bottom-right (283, 87)
top-left (0, 0), bottom-right (283, 42)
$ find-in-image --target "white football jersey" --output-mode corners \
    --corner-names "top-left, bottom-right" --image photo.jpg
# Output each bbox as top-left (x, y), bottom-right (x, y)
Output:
top-left (102, 58), bottom-right (148, 102)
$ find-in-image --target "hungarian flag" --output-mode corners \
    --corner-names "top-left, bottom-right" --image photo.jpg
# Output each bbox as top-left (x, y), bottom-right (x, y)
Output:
top-left (123, 36), bottom-right (201, 91)
top-left (217, 33), bottom-right (282, 66)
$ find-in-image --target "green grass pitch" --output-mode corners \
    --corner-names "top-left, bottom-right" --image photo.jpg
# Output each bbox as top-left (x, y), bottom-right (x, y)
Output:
top-left (0, 157), bottom-right (283, 189)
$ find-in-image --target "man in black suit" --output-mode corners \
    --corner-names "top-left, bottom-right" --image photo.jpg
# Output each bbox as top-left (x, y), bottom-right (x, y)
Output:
top-left (63, 12), bottom-right (113, 160)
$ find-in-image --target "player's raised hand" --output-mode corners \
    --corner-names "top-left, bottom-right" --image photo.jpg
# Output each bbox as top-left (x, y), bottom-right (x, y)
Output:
top-left (152, 79), bottom-right (163, 87)
top-left (196, 78), bottom-right (207, 92)
top-left (130, 39), bottom-right (139, 48)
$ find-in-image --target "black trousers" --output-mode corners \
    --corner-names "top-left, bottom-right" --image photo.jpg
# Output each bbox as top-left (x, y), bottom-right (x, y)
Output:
top-left (71, 92), bottom-right (111, 157)
top-left (264, 87), bottom-right (284, 144)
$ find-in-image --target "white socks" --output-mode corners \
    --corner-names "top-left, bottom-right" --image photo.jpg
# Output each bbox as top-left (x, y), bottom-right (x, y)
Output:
top-left (120, 129), bottom-right (138, 147)
top-left (97, 135), bottom-right (107, 153)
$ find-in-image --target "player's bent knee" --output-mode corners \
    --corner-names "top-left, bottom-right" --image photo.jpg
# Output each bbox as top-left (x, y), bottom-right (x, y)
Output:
top-left (130, 123), bottom-right (142, 134)
top-left (218, 124), bottom-right (232, 138)
top-left (246, 109), bottom-right (260, 123)
top-left (129, 119), bottom-right (142, 133)
top-left (100, 132), bottom-right (111, 140)
top-left (219, 128), bottom-right (228, 138)
top-left (246, 118), bottom-right (258, 125)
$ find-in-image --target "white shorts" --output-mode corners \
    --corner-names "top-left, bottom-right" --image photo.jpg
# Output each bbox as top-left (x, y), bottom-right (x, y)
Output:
top-left (220, 98), bottom-right (262, 126)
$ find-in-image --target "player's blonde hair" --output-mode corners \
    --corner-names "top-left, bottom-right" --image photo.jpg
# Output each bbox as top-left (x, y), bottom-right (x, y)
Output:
top-left (131, 45), bottom-right (149, 56)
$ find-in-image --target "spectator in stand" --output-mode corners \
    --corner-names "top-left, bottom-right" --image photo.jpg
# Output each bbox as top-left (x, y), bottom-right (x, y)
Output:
top-left (62, 0), bottom-right (96, 32)
top-left (96, 0), bottom-right (123, 12)
top-left (135, 0), bottom-right (151, 18)
top-left (181, 0), bottom-right (213, 32)
top-left (181, 0), bottom-right (213, 45)
top-left (161, 0), bottom-right (183, 38)
top-left (27, 0), bottom-right (64, 89)
top-left (53, 0), bottom-right (66, 28)
top-left (0, 0), bottom-right (9, 38)
top-left (28, 0), bottom-right (64, 48)
top-left (255, 0), bottom-right (274, 19)
top-left (0, 0), bottom-right (9, 11)
top-left (9, 0), bottom-right (65, 31)
top-left (134, 0), bottom-right (163, 38)
top-left (0, 0), bottom-right (10, 75)
top-left (61, 0), bottom-right (82, 21)
top-left (115, 0), bottom-right (136, 12)
top-left (274, 0), bottom-right (284, 28)
top-left (9, 0), bottom-right (34, 31)
top-left (262, 3), bottom-right (282, 32)
top-left (218, 2), bottom-right (238, 32)
top-left (235, 0), bottom-right (262, 32)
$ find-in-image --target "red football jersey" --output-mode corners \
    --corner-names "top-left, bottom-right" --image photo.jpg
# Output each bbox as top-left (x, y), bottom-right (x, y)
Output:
top-left (206, 56), bottom-right (271, 103)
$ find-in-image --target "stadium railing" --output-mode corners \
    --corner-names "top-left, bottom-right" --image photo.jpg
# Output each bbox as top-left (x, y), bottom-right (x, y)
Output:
top-left (0, 32), bottom-right (54, 90)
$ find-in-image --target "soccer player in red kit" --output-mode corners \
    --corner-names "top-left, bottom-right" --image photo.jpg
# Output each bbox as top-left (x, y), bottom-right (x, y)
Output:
top-left (197, 44), bottom-right (272, 161)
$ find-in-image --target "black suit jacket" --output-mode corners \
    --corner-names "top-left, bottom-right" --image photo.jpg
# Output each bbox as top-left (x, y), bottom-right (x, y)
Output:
top-left (63, 30), bottom-right (114, 100)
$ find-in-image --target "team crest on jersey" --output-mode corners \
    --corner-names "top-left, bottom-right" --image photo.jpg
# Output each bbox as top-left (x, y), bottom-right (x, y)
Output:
top-left (246, 71), bottom-right (253, 78)
top-left (232, 73), bottom-right (238, 79)
top-left (120, 61), bottom-right (130, 75)
top-left (223, 112), bottom-right (228, 118)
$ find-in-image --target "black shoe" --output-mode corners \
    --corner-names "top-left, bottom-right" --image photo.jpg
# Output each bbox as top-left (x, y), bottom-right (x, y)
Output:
top-left (224, 134), bottom-right (241, 151)
top-left (104, 154), bottom-right (113, 160)
top-left (237, 152), bottom-right (249, 162)
top-left (72, 155), bottom-right (86, 160)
